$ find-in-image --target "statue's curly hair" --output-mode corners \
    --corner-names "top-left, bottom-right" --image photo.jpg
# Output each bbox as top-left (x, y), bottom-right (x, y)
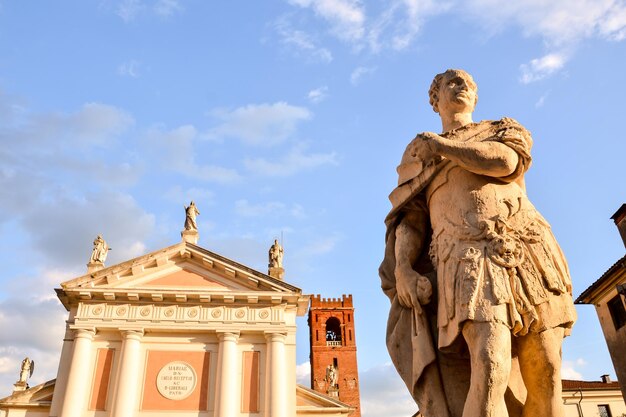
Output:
top-left (428, 69), bottom-right (478, 113)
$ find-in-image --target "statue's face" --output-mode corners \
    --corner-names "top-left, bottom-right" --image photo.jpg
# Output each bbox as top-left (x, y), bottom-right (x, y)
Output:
top-left (437, 71), bottom-right (476, 115)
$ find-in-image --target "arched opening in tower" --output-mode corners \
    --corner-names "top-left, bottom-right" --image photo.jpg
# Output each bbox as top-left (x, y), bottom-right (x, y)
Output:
top-left (325, 317), bottom-right (342, 345)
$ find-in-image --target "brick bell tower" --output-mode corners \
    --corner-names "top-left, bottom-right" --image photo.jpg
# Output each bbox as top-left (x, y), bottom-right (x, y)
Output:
top-left (308, 294), bottom-right (361, 416)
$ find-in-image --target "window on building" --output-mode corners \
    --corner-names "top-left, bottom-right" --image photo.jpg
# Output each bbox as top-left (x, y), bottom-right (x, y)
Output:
top-left (607, 295), bottom-right (626, 330)
top-left (598, 404), bottom-right (612, 417)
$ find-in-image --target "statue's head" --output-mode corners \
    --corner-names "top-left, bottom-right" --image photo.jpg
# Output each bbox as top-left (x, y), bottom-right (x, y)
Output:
top-left (428, 69), bottom-right (478, 114)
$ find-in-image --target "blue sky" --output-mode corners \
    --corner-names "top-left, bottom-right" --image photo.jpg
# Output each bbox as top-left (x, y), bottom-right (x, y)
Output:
top-left (0, 1), bottom-right (625, 415)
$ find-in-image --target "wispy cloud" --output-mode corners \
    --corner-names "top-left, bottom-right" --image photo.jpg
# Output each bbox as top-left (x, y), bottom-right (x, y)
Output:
top-left (350, 66), bottom-right (376, 85)
top-left (283, 0), bottom-right (626, 81)
top-left (360, 362), bottom-right (418, 417)
top-left (296, 361), bottom-right (311, 385)
top-left (144, 125), bottom-right (242, 183)
top-left (244, 142), bottom-right (338, 176)
top-left (561, 358), bottom-right (586, 380)
top-left (117, 59), bottom-right (141, 78)
top-left (207, 102), bottom-right (312, 146)
top-left (519, 52), bottom-right (568, 84)
top-left (288, 0), bottom-right (366, 42)
top-left (273, 16), bottom-right (333, 63)
top-left (235, 199), bottom-right (306, 219)
top-left (307, 86), bottom-right (329, 103)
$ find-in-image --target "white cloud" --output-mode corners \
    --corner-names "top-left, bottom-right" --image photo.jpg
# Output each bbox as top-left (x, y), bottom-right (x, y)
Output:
top-left (235, 199), bottom-right (306, 219)
top-left (285, 0), bottom-right (626, 81)
top-left (307, 86), bottom-right (329, 103)
top-left (368, 0), bottom-right (450, 52)
top-left (273, 16), bottom-right (334, 63)
top-left (296, 361), bottom-right (311, 386)
top-left (21, 190), bottom-right (155, 267)
top-left (145, 125), bottom-right (242, 183)
top-left (164, 186), bottom-right (215, 205)
top-left (244, 142), bottom-right (338, 177)
top-left (463, 0), bottom-right (626, 46)
top-left (117, 59), bottom-right (141, 78)
top-left (288, 0), bottom-right (366, 42)
top-left (350, 66), bottom-right (376, 85)
top-left (154, 0), bottom-right (183, 17)
top-left (520, 52), bottom-right (568, 84)
top-left (359, 362), bottom-right (418, 417)
top-left (208, 102), bottom-right (312, 146)
top-left (561, 358), bottom-right (585, 380)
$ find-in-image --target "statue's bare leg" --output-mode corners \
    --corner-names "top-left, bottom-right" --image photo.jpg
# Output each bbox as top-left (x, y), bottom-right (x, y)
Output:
top-left (462, 321), bottom-right (511, 417)
top-left (517, 327), bottom-right (566, 417)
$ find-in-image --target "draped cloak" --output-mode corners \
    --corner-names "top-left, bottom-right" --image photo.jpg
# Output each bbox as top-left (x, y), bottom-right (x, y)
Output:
top-left (379, 118), bottom-right (576, 417)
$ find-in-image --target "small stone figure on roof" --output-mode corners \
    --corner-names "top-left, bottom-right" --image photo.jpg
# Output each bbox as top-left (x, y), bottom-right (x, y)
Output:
top-left (90, 234), bottom-right (110, 264)
top-left (18, 357), bottom-right (34, 385)
top-left (184, 201), bottom-right (200, 231)
top-left (268, 239), bottom-right (284, 268)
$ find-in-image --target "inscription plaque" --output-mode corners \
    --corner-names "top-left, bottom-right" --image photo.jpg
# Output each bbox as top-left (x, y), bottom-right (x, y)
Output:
top-left (156, 361), bottom-right (197, 400)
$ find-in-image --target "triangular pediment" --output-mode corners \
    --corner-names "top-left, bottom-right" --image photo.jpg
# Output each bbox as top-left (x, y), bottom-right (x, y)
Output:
top-left (57, 241), bottom-right (306, 311)
top-left (295, 384), bottom-right (353, 414)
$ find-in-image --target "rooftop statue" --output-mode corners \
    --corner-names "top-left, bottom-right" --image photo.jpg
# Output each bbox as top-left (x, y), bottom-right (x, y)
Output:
top-left (18, 357), bottom-right (34, 385)
top-left (184, 201), bottom-right (200, 231)
top-left (268, 239), bottom-right (284, 269)
top-left (90, 234), bottom-right (110, 264)
top-left (379, 69), bottom-right (576, 417)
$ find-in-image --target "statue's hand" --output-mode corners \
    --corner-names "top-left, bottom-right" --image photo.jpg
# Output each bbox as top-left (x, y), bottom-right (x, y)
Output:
top-left (419, 131), bottom-right (445, 155)
top-left (395, 266), bottom-right (432, 310)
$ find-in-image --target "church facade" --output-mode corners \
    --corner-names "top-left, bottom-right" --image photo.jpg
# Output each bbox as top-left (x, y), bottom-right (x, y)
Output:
top-left (0, 226), bottom-right (353, 416)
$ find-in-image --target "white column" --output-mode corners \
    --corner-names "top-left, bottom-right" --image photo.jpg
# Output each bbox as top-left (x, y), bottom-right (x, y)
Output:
top-left (58, 328), bottom-right (95, 417)
top-left (111, 329), bottom-right (144, 417)
top-left (265, 332), bottom-right (287, 417)
top-left (215, 331), bottom-right (240, 417)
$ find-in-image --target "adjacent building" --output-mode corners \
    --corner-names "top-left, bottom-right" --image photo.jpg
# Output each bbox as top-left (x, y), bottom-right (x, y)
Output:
top-left (563, 376), bottom-right (626, 417)
top-left (576, 204), bottom-right (626, 403)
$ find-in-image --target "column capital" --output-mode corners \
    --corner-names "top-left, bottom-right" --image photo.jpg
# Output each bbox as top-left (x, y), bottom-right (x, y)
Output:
top-left (216, 331), bottom-right (240, 342)
top-left (264, 331), bottom-right (287, 343)
top-left (120, 329), bottom-right (144, 341)
top-left (73, 328), bottom-right (96, 340)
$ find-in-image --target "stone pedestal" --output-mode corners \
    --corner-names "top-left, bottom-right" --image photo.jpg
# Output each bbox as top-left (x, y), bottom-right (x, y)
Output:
top-left (268, 266), bottom-right (284, 280)
top-left (12, 381), bottom-right (27, 393)
top-left (87, 262), bottom-right (104, 273)
top-left (181, 230), bottom-right (199, 244)
top-left (327, 387), bottom-right (339, 397)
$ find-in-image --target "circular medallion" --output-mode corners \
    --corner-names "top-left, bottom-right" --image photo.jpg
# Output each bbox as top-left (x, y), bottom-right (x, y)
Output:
top-left (259, 310), bottom-right (269, 319)
top-left (164, 308), bottom-right (175, 317)
top-left (156, 361), bottom-right (197, 400)
top-left (92, 306), bottom-right (103, 315)
top-left (235, 309), bottom-right (246, 319)
top-left (211, 309), bottom-right (222, 318)
top-left (116, 306), bottom-right (127, 316)
top-left (140, 307), bottom-right (151, 317)
top-left (187, 308), bottom-right (198, 318)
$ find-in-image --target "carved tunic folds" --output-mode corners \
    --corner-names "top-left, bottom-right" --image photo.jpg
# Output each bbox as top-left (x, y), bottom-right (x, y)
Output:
top-left (403, 118), bottom-right (576, 350)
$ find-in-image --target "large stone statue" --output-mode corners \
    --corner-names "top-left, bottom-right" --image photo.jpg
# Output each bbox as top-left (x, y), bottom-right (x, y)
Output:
top-left (379, 69), bottom-right (576, 417)
top-left (90, 234), bottom-right (110, 264)
top-left (184, 201), bottom-right (200, 231)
